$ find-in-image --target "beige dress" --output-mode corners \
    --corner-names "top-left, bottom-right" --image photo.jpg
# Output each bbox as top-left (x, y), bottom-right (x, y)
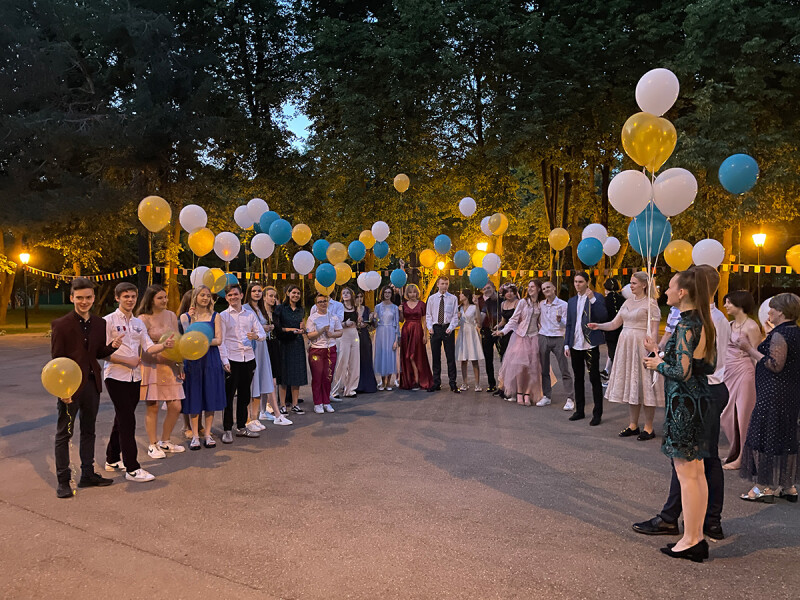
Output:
top-left (605, 298), bottom-right (665, 407)
top-left (139, 311), bottom-right (185, 401)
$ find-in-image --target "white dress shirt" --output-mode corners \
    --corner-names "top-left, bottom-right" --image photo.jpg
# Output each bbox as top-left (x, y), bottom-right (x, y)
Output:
top-left (709, 304), bottom-right (729, 385)
top-left (309, 298), bottom-right (345, 323)
top-left (425, 291), bottom-right (459, 333)
top-left (306, 312), bottom-right (342, 349)
top-left (103, 309), bottom-right (153, 382)
top-left (569, 293), bottom-right (596, 351)
top-left (538, 297), bottom-right (567, 337)
top-left (219, 306), bottom-right (266, 366)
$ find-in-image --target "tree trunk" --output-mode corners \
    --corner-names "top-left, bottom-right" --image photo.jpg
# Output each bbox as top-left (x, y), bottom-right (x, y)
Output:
top-left (718, 226), bottom-right (734, 308)
top-left (0, 234), bottom-right (20, 325)
top-left (73, 262), bottom-right (82, 276)
top-left (600, 163), bottom-right (610, 227)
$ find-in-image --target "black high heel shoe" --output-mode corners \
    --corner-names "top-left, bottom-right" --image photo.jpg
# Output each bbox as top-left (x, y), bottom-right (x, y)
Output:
top-left (660, 539), bottom-right (709, 563)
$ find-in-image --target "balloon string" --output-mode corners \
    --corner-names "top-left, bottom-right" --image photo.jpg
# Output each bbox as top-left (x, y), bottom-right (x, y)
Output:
top-left (67, 408), bottom-right (77, 492)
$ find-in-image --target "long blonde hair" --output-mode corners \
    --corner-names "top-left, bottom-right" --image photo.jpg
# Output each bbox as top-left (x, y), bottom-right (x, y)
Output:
top-left (191, 285), bottom-right (214, 316)
top-left (631, 272), bottom-right (658, 299)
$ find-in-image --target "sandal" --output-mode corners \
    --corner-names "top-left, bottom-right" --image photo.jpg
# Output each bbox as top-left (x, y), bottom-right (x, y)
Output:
top-left (189, 437), bottom-right (201, 451)
top-left (203, 435), bottom-right (216, 448)
top-left (778, 487), bottom-right (798, 503)
top-left (516, 393), bottom-right (525, 405)
top-left (523, 394), bottom-right (532, 406)
top-left (740, 485), bottom-right (775, 503)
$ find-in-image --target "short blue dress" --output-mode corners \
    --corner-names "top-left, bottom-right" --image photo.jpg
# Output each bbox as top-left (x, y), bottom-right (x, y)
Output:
top-left (180, 312), bottom-right (227, 414)
top-left (243, 304), bottom-right (275, 397)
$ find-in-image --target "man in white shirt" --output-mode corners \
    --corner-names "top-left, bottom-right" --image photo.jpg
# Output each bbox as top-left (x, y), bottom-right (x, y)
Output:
top-left (219, 284), bottom-right (266, 443)
top-left (103, 282), bottom-right (175, 483)
top-left (425, 275), bottom-right (460, 393)
top-left (306, 295), bottom-right (344, 413)
top-left (537, 281), bottom-right (573, 407)
top-left (310, 294), bottom-right (346, 399)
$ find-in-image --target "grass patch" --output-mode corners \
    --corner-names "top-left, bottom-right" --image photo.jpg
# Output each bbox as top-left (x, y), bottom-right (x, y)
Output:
top-left (0, 305), bottom-right (73, 336)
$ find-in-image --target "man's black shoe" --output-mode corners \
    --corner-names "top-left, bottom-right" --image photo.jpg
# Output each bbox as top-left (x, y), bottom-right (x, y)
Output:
top-left (486, 386), bottom-right (497, 393)
top-left (450, 387), bottom-right (461, 394)
top-left (568, 413), bottom-right (585, 421)
top-left (589, 417), bottom-right (602, 426)
top-left (57, 483), bottom-right (74, 498)
top-left (704, 524), bottom-right (725, 540)
top-left (632, 516), bottom-right (679, 536)
top-left (78, 473), bottom-right (113, 488)
top-left (427, 386), bottom-right (441, 393)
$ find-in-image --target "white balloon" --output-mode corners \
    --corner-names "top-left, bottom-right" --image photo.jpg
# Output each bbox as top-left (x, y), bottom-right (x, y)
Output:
top-left (292, 250), bottom-right (315, 275)
top-left (247, 197), bottom-right (269, 225)
top-left (758, 298), bottom-right (772, 330)
top-left (459, 196), bottom-right (476, 217)
top-left (371, 221), bottom-right (390, 242)
top-left (582, 223), bottom-right (608, 245)
top-left (482, 252), bottom-right (501, 275)
top-left (190, 266), bottom-right (209, 288)
top-left (653, 168), bottom-right (697, 217)
top-left (250, 233), bottom-right (275, 259)
top-left (621, 284), bottom-right (633, 299)
top-left (635, 68), bottom-right (680, 117)
top-left (233, 205), bottom-right (252, 229)
top-left (609, 170), bottom-right (653, 217)
top-left (366, 271), bottom-right (382, 290)
top-left (357, 272), bottom-right (369, 291)
top-left (692, 238), bottom-right (725, 268)
top-left (214, 232), bottom-right (241, 262)
top-left (603, 236), bottom-right (621, 256)
top-left (179, 205), bottom-right (207, 233)
top-left (480, 216), bottom-right (492, 236)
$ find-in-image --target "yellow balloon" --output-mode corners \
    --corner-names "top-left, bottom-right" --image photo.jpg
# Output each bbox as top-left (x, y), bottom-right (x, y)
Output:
top-left (315, 280), bottom-right (335, 295)
top-left (359, 229), bottom-right (376, 249)
top-left (334, 262), bottom-right (352, 285)
top-left (786, 245), bottom-right (800, 273)
top-left (292, 223), bottom-right (312, 246)
top-left (188, 227), bottom-right (215, 256)
top-left (548, 228), bottom-right (570, 251)
top-left (159, 332), bottom-right (183, 363)
top-left (41, 357), bottom-right (83, 398)
top-left (202, 267), bottom-right (225, 291)
top-left (393, 173), bottom-right (410, 193)
top-left (488, 212), bottom-right (509, 235)
top-left (664, 240), bottom-right (694, 271)
top-left (179, 331), bottom-right (210, 361)
top-left (138, 196), bottom-right (172, 233)
top-left (621, 112), bottom-right (677, 173)
top-left (471, 250), bottom-right (486, 268)
top-left (419, 248), bottom-right (437, 268)
top-left (326, 242), bottom-right (347, 264)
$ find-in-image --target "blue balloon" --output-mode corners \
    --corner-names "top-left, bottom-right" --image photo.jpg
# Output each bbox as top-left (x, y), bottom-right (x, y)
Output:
top-left (627, 205), bottom-right (673, 257)
top-left (253, 222), bottom-right (264, 234)
top-left (269, 218), bottom-right (292, 245)
top-left (434, 234), bottom-right (451, 255)
top-left (719, 153), bottom-right (759, 194)
top-left (315, 263), bottom-right (336, 287)
top-left (469, 267), bottom-right (489, 288)
top-left (390, 268), bottom-right (407, 287)
top-left (348, 240), bottom-right (366, 262)
top-left (312, 239), bottom-right (330, 261)
top-left (216, 273), bottom-right (240, 297)
top-left (453, 250), bottom-right (471, 269)
top-left (186, 321), bottom-right (214, 342)
top-left (577, 238), bottom-right (604, 266)
top-left (259, 210), bottom-right (280, 233)
top-left (373, 241), bottom-right (389, 258)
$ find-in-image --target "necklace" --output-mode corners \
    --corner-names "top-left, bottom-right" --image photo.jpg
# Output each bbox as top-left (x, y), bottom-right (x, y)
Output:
top-left (631, 295), bottom-right (647, 302)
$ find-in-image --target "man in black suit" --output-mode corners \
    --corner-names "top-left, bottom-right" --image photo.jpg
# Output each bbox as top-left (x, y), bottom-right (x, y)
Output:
top-left (563, 271), bottom-right (608, 425)
top-left (51, 278), bottom-right (122, 498)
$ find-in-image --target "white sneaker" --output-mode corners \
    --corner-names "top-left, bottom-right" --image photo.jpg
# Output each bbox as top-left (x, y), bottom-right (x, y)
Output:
top-left (259, 410), bottom-right (275, 421)
top-left (563, 398), bottom-right (575, 411)
top-left (273, 415), bottom-right (293, 426)
top-left (148, 444), bottom-right (167, 459)
top-left (385, 387), bottom-right (393, 391)
top-left (474, 386), bottom-right (482, 392)
top-left (246, 421), bottom-right (264, 432)
top-left (314, 405), bottom-right (324, 414)
top-left (125, 468), bottom-right (155, 482)
top-left (104, 460), bottom-right (126, 472)
top-left (158, 440), bottom-right (185, 453)
top-left (459, 384), bottom-right (469, 391)
top-left (323, 404), bottom-right (335, 413)
top-left (377, 383), bottom-right (385, 391)
top-left (536, 397), bottom-right (551, 407)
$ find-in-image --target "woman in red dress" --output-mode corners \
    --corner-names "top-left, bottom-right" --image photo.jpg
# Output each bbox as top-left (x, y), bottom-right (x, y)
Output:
top-left (400, 284), bottom-right (434, 390)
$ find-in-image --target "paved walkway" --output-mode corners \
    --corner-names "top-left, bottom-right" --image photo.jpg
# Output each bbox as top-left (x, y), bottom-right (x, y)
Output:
top-left (0, 335), bottom-right (798, 599)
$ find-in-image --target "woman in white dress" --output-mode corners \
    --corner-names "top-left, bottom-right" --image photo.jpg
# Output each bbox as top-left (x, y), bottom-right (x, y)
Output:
top-left (456, 289), bottom-right (485, 391)
top-left (588, 272), bottom-right (663, 440)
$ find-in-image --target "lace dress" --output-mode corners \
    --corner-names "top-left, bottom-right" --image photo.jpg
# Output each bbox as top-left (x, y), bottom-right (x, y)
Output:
top-left (656, 310), bottom-right (715, 461)
top-left (455, 305), bottom-right (484, 362)
top-left (739, 322), bottom-right (800, 488)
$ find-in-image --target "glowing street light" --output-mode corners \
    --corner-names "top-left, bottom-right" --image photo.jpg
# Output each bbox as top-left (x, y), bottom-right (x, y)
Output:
top-left (752, 233), bottom-right (766, 248)
top-left (752, 233), bottom-right (767, 306)
top-left (19, 252), bottom-right (31, 329)
top-left (436, 261), bottom-right (445, 270)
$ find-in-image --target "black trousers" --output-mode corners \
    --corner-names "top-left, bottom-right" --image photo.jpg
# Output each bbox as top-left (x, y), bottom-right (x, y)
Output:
top-left (224, 359), bottom-right (256, 430)
top-left (480, 329), bottom-right (496, 388)
top-left (54, 378), bottom-right (100, 484)
top-left (105, 378), bottom-right (141, 473)
top-left (430, 325), bottom-right (457, 389)
top-left (659, 382), bottom-right (728, 528)
top-left (570, 347), bottom-right (603, 419)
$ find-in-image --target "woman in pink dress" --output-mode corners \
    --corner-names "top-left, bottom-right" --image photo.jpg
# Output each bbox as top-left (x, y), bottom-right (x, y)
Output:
top-left (399, 284), bottom-right (433, 390)
top-left (493, 280), bottom-right (543, 406)
top-left (721, 291), bottom-right (762, 469)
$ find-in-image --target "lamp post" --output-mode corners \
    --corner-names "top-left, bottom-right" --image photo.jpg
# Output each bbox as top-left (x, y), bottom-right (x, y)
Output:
top-left (19, 253), bottom-right (30, 329)
top-left (752, 233), bottom-right (766, 307)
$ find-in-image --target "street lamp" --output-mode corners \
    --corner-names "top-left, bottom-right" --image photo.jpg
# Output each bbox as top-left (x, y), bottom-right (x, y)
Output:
top-left (752, 233), bottom-right (766, 307)
top-left (19, 253), bottom-right (30, 329)
top-left (476, 242), bottom-right (488, 252)
top-left (436, 261), bottom-right (445, 271)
